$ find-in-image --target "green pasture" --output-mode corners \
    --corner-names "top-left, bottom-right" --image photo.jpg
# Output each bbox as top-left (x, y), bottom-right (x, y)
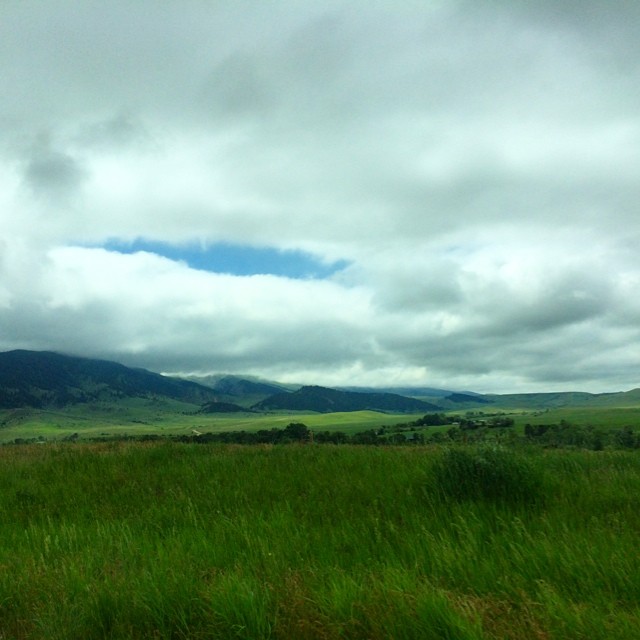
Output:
top-left (511, 406), bottom-right (640, 429)
top-left (0, 442), bottom-right (638, 639)
top-left (0, 402), bottom-right (423, 443)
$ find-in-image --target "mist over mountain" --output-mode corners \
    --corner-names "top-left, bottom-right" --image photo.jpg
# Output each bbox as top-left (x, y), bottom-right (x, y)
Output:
top-left (198, 375), bottom-right (290, 398)
top-left (1, 350), bottom-right (638, 414)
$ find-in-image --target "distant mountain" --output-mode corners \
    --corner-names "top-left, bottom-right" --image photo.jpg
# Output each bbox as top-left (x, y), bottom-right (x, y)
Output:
top-left (3, 350), bottom-right (638, 414)
top-left (174, 374), bottom-right (293, 407)
top-left (341, 386), bottom-right (455, 398)
top-left (208, 375), bottom-right (289, 397)
top-left (252, 385), bottom-right (443, 414)
top-left (0, 350), bottom-right (218, 408)
top-left (445, 392), bottom-right (492, 404)
top-left (176, 373), bottom-right (291, 395)
top-left (432, 392), bottom-right (495, 410)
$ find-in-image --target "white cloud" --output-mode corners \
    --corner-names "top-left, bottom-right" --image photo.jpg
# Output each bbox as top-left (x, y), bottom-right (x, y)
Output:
top-left (26, 247), bottom-right (373, 373)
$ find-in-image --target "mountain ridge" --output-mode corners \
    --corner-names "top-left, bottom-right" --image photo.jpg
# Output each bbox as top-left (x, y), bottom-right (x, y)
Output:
top-left (0, 350), bottom-right (218, 408)
top-left (252, 385), bottom-right (443, 414)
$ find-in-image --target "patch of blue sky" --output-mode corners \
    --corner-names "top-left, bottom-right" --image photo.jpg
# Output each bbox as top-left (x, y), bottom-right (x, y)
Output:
top-left (102, 239), bottom-right (349, 279)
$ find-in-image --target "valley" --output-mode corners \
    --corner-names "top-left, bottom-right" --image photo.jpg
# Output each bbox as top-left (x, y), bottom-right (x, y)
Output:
top-left (2, 349), bottom-right (640, 445)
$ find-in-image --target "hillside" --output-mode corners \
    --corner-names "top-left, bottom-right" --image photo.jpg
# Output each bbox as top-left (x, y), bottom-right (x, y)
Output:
top-left (199, 400), bottom-right (251, 413)
top-left (340, 386), bottom-right (455, 398)
top-left (178, 374), bottom-right (289, 397)
top-left (484, 389), bottom-right (640, 410)
top-left (0, 350), bottom-right (218, 408)
top-left (433, 392), bottom-right (495, 410)
top-left (252, 385), bottom-right (443, 414)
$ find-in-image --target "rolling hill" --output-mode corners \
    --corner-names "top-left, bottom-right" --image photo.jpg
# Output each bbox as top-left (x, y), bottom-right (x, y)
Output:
top-left (483, 390), bottom-right (640, 410)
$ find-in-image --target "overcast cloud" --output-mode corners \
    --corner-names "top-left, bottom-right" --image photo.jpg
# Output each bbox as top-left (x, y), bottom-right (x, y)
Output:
top-left (1, 1), bottom-right (639, 392)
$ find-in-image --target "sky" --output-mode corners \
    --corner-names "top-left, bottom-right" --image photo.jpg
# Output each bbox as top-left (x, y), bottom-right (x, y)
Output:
top-left (1, 1), bottom-right (639, 393)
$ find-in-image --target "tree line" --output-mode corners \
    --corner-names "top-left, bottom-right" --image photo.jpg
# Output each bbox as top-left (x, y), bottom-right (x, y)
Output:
top-left (5, 414), bottom-right (640, 450)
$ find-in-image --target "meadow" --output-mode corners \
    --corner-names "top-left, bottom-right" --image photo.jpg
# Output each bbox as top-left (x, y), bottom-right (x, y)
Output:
top-left (1, 441), bottom-right (638, 639)
top-left (3, 399), bottom-right (640, 445)
top-left (0, 403), bottom-right (424, 444)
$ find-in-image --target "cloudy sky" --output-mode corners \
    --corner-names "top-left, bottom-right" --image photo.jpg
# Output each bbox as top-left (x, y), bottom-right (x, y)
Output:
top-left (1, 1), bottom-right (639, 392)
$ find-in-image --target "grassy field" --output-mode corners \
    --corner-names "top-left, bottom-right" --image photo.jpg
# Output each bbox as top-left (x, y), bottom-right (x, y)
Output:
top-left (0, 441), bottom-right (638, 639)
top-left (0, 403), bottom-right (425, 443)
top-left (4, 399), bottom-right (640, 445)
top-left (511, 406), bottom-right (640, 429)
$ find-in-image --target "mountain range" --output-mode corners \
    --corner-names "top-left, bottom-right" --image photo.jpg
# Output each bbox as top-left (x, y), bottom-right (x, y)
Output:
top-left (1, 349), bottom-right (638, 414)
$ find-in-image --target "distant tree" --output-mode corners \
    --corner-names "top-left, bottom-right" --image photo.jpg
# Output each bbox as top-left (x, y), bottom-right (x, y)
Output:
top-left (350, 430), bottom-right (380, 445)
top-left (283, 422), bottom-right (311, 442)
top-left (413, 413), bottom-right (451, 427)
top-left (489, 416), bottom-right (515, 429)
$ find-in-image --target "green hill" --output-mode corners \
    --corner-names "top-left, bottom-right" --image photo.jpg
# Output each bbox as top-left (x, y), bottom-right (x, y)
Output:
top-left (484, 389), bottom-right (640, 410)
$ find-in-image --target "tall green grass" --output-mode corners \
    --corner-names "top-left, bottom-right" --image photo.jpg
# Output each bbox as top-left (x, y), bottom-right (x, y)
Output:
top-left (0, 443), bottom-right (638, 638)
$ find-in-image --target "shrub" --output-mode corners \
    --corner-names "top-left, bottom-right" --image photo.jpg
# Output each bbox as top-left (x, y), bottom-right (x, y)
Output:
top-left (432, 445), bottom-right (544, 506)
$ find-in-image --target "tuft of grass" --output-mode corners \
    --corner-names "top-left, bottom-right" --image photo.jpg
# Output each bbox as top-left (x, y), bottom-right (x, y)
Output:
top-left (431, 445), bottom-right (545, 506)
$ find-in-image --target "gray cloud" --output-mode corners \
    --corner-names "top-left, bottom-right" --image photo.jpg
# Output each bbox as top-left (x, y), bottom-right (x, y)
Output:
top-left (22, 136), bottom-right (86, 199)
top-left (75, 112), bottom-right (153, 151)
